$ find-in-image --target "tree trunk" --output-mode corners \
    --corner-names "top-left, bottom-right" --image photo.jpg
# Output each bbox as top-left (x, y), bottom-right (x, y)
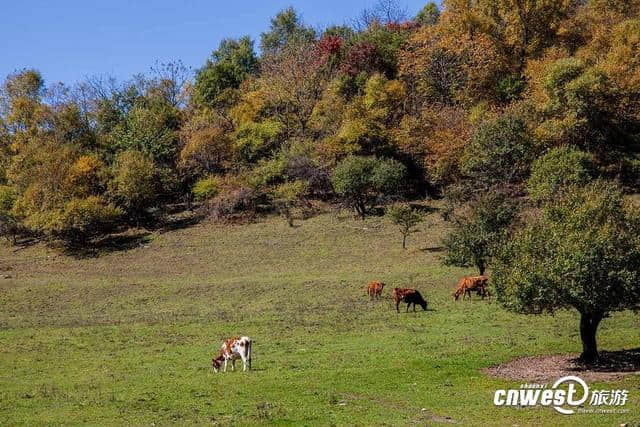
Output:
top-left (579, 311), bottom-right (604, 363)
top-left (402, 234), bottom-right (407, 250)
top-left (356, 200), bottom-right (366, 220)
top-left (477, 259), bottom-right (486, 276)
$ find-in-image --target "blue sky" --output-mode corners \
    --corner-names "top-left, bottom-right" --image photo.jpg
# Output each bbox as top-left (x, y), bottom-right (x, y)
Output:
top-left (2, 0), bottom-right (432, 86)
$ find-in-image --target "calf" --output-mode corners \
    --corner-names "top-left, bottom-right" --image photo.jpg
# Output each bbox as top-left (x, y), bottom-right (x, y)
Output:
top-left (212, 336), bottom-right (252, 372)
top-left (392, 288), bottom-right (428, 313)
top-left (453, 276), bottom-right (489, 301)
top-left (367, 280), bottom-right (385, 300)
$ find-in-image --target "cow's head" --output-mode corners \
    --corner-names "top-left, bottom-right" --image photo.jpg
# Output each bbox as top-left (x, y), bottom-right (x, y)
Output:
top-left (212, 357), bottom-right (223, 372)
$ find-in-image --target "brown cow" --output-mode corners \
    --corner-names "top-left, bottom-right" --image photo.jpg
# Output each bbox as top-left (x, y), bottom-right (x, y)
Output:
top-left (452, 276), bottom-right (489, 301)
top-left (392, 288), bottom-right (428, 312)
top-left (367, 280), bottom-right (385, 300)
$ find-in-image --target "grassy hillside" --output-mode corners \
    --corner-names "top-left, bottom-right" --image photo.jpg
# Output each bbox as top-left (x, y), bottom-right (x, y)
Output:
top-left (0, 210), bottom-right (638, 426)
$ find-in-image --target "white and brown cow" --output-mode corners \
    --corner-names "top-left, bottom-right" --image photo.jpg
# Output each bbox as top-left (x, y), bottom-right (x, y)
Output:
top-left (212, 336), bottom-right (252, 372)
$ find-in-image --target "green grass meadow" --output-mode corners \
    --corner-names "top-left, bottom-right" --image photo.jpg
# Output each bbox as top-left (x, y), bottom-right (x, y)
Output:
top-left (0, 211), bottom-right (639, 425)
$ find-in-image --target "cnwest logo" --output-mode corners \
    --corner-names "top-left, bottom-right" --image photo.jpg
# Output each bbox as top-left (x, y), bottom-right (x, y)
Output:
top-left (493, 376), bottom-right (629, 415)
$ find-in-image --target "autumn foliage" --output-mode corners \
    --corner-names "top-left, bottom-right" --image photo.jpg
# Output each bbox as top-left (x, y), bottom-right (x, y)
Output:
top-left (1, 1), bottom-right (640, 244)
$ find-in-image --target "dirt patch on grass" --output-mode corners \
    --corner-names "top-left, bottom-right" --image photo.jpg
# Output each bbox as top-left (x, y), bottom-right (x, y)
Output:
top-left (485, 348), bottom-right (640, 382)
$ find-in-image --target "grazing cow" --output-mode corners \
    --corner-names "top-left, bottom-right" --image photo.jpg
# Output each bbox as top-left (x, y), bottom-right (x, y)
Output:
top-left (452, 276), bottom-right (489, 301)
top-left (367, 280), bottom-right (385, 300)
top-left (212, 336), bottom-right (252, 372)
top-left (392, 288), bottom-right (428, 313)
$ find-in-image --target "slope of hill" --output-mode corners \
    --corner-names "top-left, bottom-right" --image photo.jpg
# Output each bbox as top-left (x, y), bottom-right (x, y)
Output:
top-left (0, 211), bottom-right (638, 425)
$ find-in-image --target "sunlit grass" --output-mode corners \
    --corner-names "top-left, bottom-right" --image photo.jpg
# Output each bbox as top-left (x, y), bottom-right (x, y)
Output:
top-left (0, 210), bottom-right (638, 425)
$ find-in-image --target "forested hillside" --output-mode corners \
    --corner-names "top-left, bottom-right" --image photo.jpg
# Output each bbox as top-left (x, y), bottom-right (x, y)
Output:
top-left (1, 0), bottom-right (639, 243)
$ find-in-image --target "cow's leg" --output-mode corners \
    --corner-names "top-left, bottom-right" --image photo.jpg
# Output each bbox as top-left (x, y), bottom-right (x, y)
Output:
top-left (248, 341), bottom-right (252, 370)
top-left (223, 359), bottom-right (228, 372)
top-left (396, 300), bottom-right (400, 313)
top-left (231, 358), bottom-right (236, 371)
top-left (413, 303), bottom-right (417, 312)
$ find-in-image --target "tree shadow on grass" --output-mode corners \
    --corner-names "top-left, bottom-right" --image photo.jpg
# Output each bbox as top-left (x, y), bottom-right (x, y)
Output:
top-left (9, 237), bottom-right (40, 252)
top-left (408, 202), bottom-right (439, 215)
top-left (63, 232), bottom-right (152, 259)
top-left (155, 212), bottom-right (205, 233)
top-left (569, 348), bottom-right (640, 373)
top-left (419, 246), bottom-right (445, 253)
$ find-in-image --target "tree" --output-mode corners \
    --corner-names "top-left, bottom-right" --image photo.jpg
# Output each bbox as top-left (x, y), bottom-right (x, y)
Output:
top-left (260, 7), bottom-right (316, 55)
top-left (179, 108), bottom-right (233, 175)
top-left (443, 193), bottom-right (516, 275)
top-left (194, 37), bottom-right (258, 108)
top-left (398, 26), bottom-right (505, 106)
top-left (442, 0), bottom-right (576, 71)
top-left (386, 204), bottom-right (423, 249)
top-left (493, 181), bottom-right (640, 363)
top-left (415, 2), bottom-right (440, 26)
top-left (109, 150), bottom-right (159, 221)
top-left (260, 41), bottom-right (328, 137)
top-left (332, 155), bottom-right (406, 218)
top-left (461, 113), bottom-right (535, 190)
top-left (272, 180), bottom-right (309, 227)
top-left (527, 146), bottom-right (595, 202)
top-left (332, 73), bottom-right (405, 158)
top-left (355, 0), bottom-right (408, 29)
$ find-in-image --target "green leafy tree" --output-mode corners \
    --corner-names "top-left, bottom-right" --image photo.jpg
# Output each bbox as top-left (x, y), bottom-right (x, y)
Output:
top-left (110, 150), bottom-right (159, 220)
top-left (101, 79), bottom-right (182, 165)
top-left (415, 2), bottom-right (440, 26)
top-left (527, 146), bottom-right (595, 202)
top-left (493, 181), bottom-right (640, 363)
top-left (260, 7), bottom-right (316, 55)
top-left (443, 193), bottom-right (516, 275)
top-left (386, 204), bottom-right (423, 249)
top-left (332, 155), bottom-right (406, 219)
top-left (461, 114), bottom-right (535, 190)
top-left (194, 36), bottom-right (258, 108)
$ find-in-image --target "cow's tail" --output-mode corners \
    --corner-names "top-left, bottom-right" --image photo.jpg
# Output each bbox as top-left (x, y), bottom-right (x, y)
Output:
top-left (247, 338), bottom-right (252, 371)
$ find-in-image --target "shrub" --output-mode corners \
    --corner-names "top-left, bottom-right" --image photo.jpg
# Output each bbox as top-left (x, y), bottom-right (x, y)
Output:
top-left (272, 180), bottom-right (309, 226)
top-left (24, 196), bottom-right (122, 244)
top-left (207, 184), bottom-right (261, 220)
top-left (527, 146), bottom-right (595, 202)
top-left (332, 155), bottom-right (406, 218)
top-left (0, 186), bottom-right (17, 215)
top-left (192, 175), bottom-right (221, 201)
top-left (284, 156), bottom-right (332, 198)
top-left (233, 119), bottom-right (283, 164)
top-left (0, 213), bottom-right (22, 244)
top-left (246, 156), bottom-right (287, 189)
top-left (497, 74), bottom-right (526, 102)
